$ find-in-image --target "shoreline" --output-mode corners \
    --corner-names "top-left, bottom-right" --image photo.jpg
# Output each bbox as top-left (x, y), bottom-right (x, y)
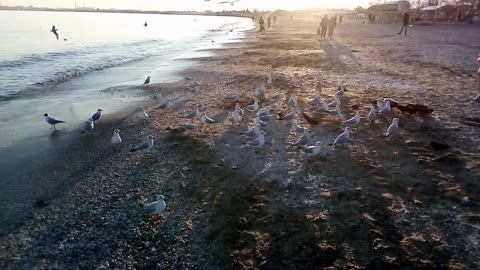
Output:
top-left (1, 18), bottom-right (479, 269)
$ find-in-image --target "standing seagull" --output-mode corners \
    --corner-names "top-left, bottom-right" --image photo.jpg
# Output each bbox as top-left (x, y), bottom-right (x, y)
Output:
top-left (43, 113), bottom-right (65, 129)
top-left (143, 76), bottom-right (151, 85)
top-left (344, 111), bottom-right (360, 126)
top-left (91, 109), bottom-right (104, 122)
top-left (130, 135), bottom-right (154, 152)
top-left (247, 130), bottom-right (266, 152)
top-left (368, 106), bottom-right (376, 123)
top-left (111, 129), bottom-right (122, 145)
top-left (293, 129), bottom-right (310, 148)
top-left (80, 118), bottom-right (94, 134)
top-left (143, 195), bottom-right (166, 214)
top-left (332, 127), bottom-right (351, 146)
top-left (304, 141), bottom-right (323, 156)
top-left (246, 98), bottom-right (260, 112)
top-left (384, 118), bottom-right (400, 138)
top-left (184, 105), bottom-right (199, 119)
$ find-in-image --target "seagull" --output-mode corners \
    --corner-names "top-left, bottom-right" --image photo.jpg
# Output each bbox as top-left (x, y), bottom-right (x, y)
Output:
top-left (328, 96), bottom-right (340, 107)
top-left (257, 112), bottom-right (275, 123)
top-left (111, 129), bottom-right (122, 145)
top-left (247, 130), bottom-right (266, 152)
top-left (130, 135), bottom-right (154, 152)
top-left (332, 127), bottom-right (351, 146)
top-left (255, 84), bottom-right (266, 97)
top-left (344, 111), bottom-right (360, 126)
top-left (143, 195), bottom-right (166, 214)
top-left (184, 75), bottom-right (192, 81)
top-left (180, 124), bottom-right (199, 132)
top-left (143, 76), bottom-right (151, 85)
top-left (368, 106), bottom-right (376, 123)
top-left (288, 95), bottom-right (296, 109)
top-left (241, 124), bottom-right (260, 137)
top-left (253, 115), bottom-right (268, 128)
top-left (291, 121), bottom-right (309, 134)
top-left (201, 112), bottom-right (218, 125)
top-left (334, 104), bottom-right (341, 115)
top-left (184, 106), bottom-right (199, 119)
top-left (270, 93), bottom-right (284, 102)
top-left (316, 100), bottom-right (329, 112)
top-left (473, 94), bottom-right (480, 102)
top-left (376, 99), bottom-right (385, 110)
top-left (228, 110), bottom-right (242, 125)
top-left (304, 141), bottom-right (322, 156)
top-left (272, 101), bottom-right (282, 112)
top-left (137, 108), bottom-right (152, 119)
top-left (80, 118), bottom-right (94, 134)
top-left (384, 118), bottom-right (400, 138)
top-left (281, 110), bottom-right (296, 121)
top-left (226, 95), bottom-right (240, 102)
top-left (235, 103), bottom-right (244, 116)
top-left (266, 73), bottom-right (273, 87)
top-left (156, 100), bottom-right (173, 110)
top-left (259, 106), bottom-right (272, 116)
top-left (378, 101), bottom-right (392, 114)
top-left (293, 129), bottom-right (310, 148)
top-left (43, 113), bottom-right (65, 129)
top-left (335, 80), bottom-right (345, 96)
top-left (246, 98), bottom-right (260, 112)
top-left (91, 109), bottom-right (104, 122)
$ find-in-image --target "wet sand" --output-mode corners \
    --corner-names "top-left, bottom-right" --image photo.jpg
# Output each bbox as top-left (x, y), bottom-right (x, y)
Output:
top-left (1, 18), bottom-right (479, 269)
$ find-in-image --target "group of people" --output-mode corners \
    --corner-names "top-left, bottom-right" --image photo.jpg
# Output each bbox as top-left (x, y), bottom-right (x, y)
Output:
top-left (257, 15), bottom-right (277, 32)
top-left (317, 14), bottom-right (338, 39)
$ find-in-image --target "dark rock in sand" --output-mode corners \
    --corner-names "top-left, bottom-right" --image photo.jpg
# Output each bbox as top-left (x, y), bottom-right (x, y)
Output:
top-left (36, 200), bottom-right (48, 207)
top-left (430, 141), bottom-right (451, 151)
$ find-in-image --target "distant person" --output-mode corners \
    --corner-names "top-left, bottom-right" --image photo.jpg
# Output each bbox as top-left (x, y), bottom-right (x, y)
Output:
top-left (328, 16), bottom-right (336, 38)
top-left (267, 16), bottom-right (271, 28)
top-left (144, 22), bottom-right (148, 27)
top-left (339, 15), bottom-right (343, 24)
top-left (252, 16), bottom-right (255, 22)
top-left (398, 12), bottom-right (410, 35)
top-left (51, 25), bottom-right (59, 40)
top-left (291, 16), bottom-right (293, 20)
top-left (319, 15), bottom-right (329, 39)
top-left (259, 16), bottom-right (265, 32)
top-left (273, 16), bottom-right (277, 23)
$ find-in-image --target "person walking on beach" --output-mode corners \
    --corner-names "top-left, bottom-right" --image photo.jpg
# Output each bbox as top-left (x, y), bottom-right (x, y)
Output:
top-left (51, 25), bottom-right (59, 40)
top-left (328, 16), bottom-right (336, 38)
top-left (398, 11), bottom-right (410, 35)
top-left (267, 16), bottom-right (271, 28)
top-left (319, 15), bottom-right (329, 39)
top-left (259, 16), bottom-right (265, 32)
top-left (339, 14), bottom-right (343, 24)
top-left (273, 16), bottom-right (277, 23)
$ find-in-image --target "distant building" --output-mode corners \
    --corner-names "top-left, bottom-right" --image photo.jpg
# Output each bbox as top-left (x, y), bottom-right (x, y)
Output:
top-left (420, 4), bottom-right (457, 21)
top-left (367, 1), bottom-right (411, 23)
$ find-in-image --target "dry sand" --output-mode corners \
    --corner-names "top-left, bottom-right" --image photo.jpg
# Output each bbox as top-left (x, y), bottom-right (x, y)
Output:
top-left (0, 18), bottom-right (479, 269)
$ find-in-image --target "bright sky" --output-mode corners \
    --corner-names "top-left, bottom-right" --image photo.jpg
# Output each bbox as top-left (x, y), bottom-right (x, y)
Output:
top-left (3, 0), bottom-right (371, 11)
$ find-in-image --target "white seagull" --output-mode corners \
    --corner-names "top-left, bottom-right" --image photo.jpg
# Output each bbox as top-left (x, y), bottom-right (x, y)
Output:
top-left (156, 100), bottom-right (173, 110)
top-left (293, 129), bottom-right (310, 147)
top-left (143, 195), bottom-right (166, 214)
top-left (291, 121), bottom-right (309, 134)
top-left (130, 135), bottom-right (154, 152)
top-left (384, 118), bottom-right (400, 138)
top-left (184, 106), bottom-right (199, 119)
top-left (246, 98), bottom-right (260, 112)
top-left (201, 112), bottom-right (218, 125)
top-left (247, 130), bottom-right (266, 152)
top-left (111, 129), bottom-right (122, 145)
top-left (242, 124), bottom-right (260, 137)
top-left (344, 111), bottom-right (360, 126)
top-left (368, 106), bottom-right (376, 123)
top-left (235, 103), bottom-right (244, 116)
top-left (43, 113), bottom-right (65, 129)
top-left (137, 108), bottom-right (152, 119)
top-left (304, 141), bottom-right (323, 156)
top-left (288, 94), bottom-right (296, 109)
top-left (332, 127), bottom-right (351, 146)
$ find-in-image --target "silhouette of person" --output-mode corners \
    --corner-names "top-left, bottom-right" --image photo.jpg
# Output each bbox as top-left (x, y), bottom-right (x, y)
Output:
top-left (267, 16), bottom-right (271, 28)
top-left (398, 12), bottom-right (410, 35)
top-left (144, 22), bottom-right (148, 27)
top-left (273, 16), bottom-right (277, 23)
top-left (51, 25), bottom-right (59, 40)
top-left (319, 15), bottom-right (329, 39)
top-left (328, 16), bottom-right (336, 38)
top-left (259, 16), bottom-right (265, 32)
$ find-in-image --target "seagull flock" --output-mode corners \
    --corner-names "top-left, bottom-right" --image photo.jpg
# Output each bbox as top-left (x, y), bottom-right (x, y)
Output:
top-left (42, 73), bottom-right (404, 214)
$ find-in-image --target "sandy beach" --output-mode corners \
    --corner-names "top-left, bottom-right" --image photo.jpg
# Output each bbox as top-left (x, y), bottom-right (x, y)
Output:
top-left (1, 17), bottom-right (479, 269)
